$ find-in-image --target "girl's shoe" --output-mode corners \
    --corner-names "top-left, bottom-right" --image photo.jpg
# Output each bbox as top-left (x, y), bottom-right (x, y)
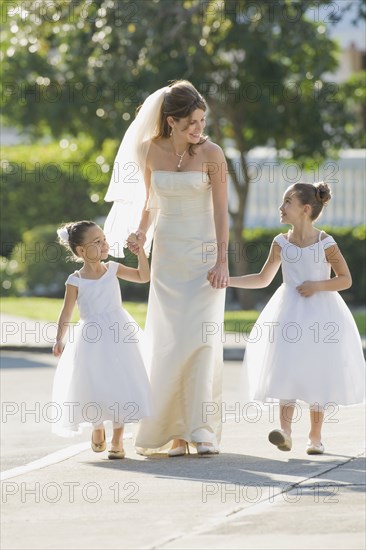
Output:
top-left (306, 443), bottom-right (324, 455)
top-left (168, 442), bottom-right (190, 457)
top-left (196, 443), bottom-right (219, 455)
top-left (108, 449), bottom-right (126, 459)
top-left (91, 430), bottom-right (106, 453)
top-left (268, 429), bottom-right (292, 451)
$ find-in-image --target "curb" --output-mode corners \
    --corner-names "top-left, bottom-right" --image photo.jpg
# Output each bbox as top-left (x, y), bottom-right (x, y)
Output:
top-left (223, 348), bottom-right (245, 361)
top-left (0, 345), bottom-right (246, 360)
top-left (1, 345), bottom-right (365, 360)
top-left (1, 345), bottom-right (53, 354)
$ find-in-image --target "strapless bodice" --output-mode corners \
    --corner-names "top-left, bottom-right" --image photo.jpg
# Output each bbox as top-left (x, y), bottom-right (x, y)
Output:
top-left (151, 171), bottom-right (213, 216)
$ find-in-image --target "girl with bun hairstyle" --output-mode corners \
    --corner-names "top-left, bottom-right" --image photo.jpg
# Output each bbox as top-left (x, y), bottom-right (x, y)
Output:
top-left (223, 182), bottom-right (365, 455)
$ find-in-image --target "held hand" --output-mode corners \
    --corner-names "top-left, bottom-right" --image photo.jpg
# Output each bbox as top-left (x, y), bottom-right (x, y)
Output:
top-left (53, 341), bottom-right (64, 357)
top-left (127, 233), bottom-right (139, 254)
top-left (207, 264), bottom-right (229, 289)
top-left (296, 281), bottom-right (317, 297)
top-left (127, 231), bottom-right (146, 255)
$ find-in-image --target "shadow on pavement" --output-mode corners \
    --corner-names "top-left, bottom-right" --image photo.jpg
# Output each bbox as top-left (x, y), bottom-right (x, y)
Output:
top-left (84, 453), bottom-right (365, 491)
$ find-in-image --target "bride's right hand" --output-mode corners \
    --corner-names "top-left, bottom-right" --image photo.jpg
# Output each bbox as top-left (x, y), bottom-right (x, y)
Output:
top-left (127, 231), bottom-right (146, 254)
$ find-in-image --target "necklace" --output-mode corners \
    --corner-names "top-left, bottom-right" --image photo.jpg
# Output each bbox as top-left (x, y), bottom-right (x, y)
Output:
top-left (171, 137), bottom-right (188, 169)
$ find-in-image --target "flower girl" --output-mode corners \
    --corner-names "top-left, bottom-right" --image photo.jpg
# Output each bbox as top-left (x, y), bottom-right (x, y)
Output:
top-left (227, 183), bottom-right (365, 454)
top-left (52, 221), bottom-right (152, 459)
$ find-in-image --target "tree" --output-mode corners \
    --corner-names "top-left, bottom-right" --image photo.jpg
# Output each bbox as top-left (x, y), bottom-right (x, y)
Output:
top-left (2, 0), bottom-right (364, 303)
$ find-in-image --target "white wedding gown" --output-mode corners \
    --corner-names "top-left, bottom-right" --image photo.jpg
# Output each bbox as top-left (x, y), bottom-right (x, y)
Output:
top-left (135, 170), bottom-right (226, 452)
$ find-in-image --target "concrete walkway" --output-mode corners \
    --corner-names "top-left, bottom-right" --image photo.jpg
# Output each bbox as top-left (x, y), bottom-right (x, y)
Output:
top-left (1, 375), bottom-right (365, 549)
top-left (1, 315), bottom-right (365, 549)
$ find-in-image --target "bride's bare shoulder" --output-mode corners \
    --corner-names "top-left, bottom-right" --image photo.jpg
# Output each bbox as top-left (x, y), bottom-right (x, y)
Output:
top-left (200, 139), bottom-right (225, 162)
top-left (145, 138), bottom-right (171, 153)
top-left (145, 138), bottom-right (171, 169)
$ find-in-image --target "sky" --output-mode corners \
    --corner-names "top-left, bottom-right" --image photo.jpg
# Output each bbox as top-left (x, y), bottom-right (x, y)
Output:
top-left (323, 0), bottom-right (366, 48)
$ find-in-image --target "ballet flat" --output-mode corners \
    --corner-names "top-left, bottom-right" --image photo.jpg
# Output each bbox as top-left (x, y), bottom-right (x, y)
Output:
top-left (108, 449), bottom-right (126, 459)
top-left (91, 430), bottom-right (106, 453)
top-left (268, 429), bottom-right (292, 451)
top-left (196, 443), bottom-right (219, 455)
top-left (306, 443), bottom-right (324, 455)
top-left (168, 442), bottom-right (190, 457)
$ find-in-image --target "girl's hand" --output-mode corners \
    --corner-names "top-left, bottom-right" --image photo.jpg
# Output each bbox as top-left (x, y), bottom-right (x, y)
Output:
top-left (127, 231), bottom-right (146, 255)
top-left (53, 341), bottom-right (64, 357)
top-left (207, 263), bottom-right (229, 289)
top-left (296, 281), bottom-right (318, 297)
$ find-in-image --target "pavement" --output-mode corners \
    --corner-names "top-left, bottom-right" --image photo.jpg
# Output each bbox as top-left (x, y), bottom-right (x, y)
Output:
top-left (0, 314), bottom-right (365, 550)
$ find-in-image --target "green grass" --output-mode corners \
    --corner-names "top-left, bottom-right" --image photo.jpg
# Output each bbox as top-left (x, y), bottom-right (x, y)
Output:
top-left (223, 310), bottom-right (260, 332)
top-left (1, 297), bottom-right (365, 334)
top-left (0, 297), bottom-right (147, 327)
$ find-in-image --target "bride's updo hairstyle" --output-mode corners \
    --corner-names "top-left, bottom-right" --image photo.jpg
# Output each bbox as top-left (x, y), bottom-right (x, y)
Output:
top-left (290, 182), bottom-right (331, 221)
top-left (153, 80), bottom-right (208, 156)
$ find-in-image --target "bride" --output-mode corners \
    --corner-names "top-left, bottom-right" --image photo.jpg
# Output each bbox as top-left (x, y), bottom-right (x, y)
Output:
top-left (104, 80), bottom-right (229, 456)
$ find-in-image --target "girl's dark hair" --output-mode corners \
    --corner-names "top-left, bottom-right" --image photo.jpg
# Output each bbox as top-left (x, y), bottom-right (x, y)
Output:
top-left (153, 80), bottom-right (208, 156)
top-left (290, 182), bottom-right (332, 221)
top-left (57, 221), bottom-right (97, 262)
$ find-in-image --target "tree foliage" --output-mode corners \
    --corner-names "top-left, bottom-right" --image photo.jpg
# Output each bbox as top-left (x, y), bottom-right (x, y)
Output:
top-left (2, 1), bottom-right (364, 148)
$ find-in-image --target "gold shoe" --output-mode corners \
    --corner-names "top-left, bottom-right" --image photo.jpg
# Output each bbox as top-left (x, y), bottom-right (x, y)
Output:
top-left (91, 429), bottom-right (106, 453)
top-left (108, 449), bottom-right (125, 459)
top-left (168, 442), bottom-right (190, 457)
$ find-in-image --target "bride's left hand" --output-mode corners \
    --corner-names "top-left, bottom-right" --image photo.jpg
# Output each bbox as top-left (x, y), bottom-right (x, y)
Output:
top-left (207, 263), bottom-right (229, 289)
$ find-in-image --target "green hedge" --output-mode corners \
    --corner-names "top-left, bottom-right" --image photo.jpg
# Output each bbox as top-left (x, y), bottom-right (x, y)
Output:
top-left (1, 224), bottom-right (364, 307)
top-left (0, 137), bottom-right (117, 256)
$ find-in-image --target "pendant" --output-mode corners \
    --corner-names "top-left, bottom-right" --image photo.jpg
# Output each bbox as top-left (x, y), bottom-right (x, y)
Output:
top-left (176, 151), bottom-right (186, 169)
top-left (171, 137), bottom-right (188, 171)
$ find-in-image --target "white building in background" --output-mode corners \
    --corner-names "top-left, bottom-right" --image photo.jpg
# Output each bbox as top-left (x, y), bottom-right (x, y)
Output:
top-left (227, 148), bottom-right (365, 228)
top-left (332, 42), bottom-right (366, 83)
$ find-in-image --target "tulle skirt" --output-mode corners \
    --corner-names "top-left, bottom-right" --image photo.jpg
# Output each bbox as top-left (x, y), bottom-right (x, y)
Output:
top-left (244, 284), bottom-right (365, 407)
top-left (51, 308), bottom-right (152, 436)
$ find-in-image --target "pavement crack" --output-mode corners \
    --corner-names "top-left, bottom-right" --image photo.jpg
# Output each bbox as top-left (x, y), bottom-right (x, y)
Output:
top-left (225, 451), bottom-right (365, 518)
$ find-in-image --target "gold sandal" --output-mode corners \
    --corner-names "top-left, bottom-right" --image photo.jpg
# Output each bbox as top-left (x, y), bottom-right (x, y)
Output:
top-left (91, 429), bottom-right (106, 452)
top-left (108, 449), bottom-right (125, 459)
